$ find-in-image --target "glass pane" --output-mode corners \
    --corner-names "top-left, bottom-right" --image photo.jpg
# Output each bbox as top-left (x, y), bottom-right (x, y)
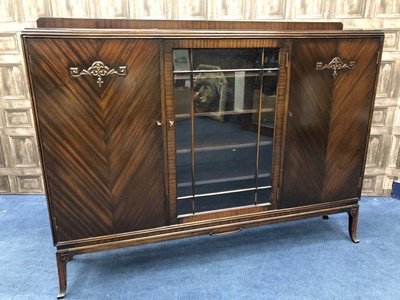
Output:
top-left (192, 49), bottom-right (262, 71)
top-left (193, 69), bottom-right (262, 203)
top-left (192, 71), bottom-right (261, 116)
top-left (175, 74), bottom-right (192, 198)
top-left (173, 49), bottom-right (190, 72)
top-left (257, 74), bottom-right (276, 190)
top-left (193, 191), bottom-right (255, 213)
top-left (176, 148), bottom-right (192, 198)
top-left (194, 114), bottom-right (258, 191)
top-left (173, 48), bottom-right (279, 215)
top-left (263, 48), bottom-right (280, 69)
top-left (257, 50), bottom-right (279, 204)
top-left (257, 188), bottom-right (271, 205)
top-left (177, 198), bottom-right (193, 215)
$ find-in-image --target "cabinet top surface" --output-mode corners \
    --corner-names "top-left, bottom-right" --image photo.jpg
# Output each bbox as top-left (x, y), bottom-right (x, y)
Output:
top-left (21, 28), bottom-right (384, 39)
top-left (21, 18), bottom-right (383, 39)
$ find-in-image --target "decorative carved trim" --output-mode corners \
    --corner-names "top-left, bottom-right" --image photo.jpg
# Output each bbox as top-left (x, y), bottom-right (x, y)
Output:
top-left (70, 61), bottom-right (126, 87)
top-left (350, 208), bottom-right (358, 216)
top-left (316, 57), bottom-right (355, 78)
top-left (60, 253), bottom-right (70, 263)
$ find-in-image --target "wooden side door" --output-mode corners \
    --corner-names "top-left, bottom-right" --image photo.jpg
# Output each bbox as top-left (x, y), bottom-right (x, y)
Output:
top-left (322, 38), bottom-right (382, 201)
top-left (279, 37), bottom-right (382, 209)
top-left (279, 39), bottom-right (336, 208)
top-left (25, 38), bottom-right (167, 242)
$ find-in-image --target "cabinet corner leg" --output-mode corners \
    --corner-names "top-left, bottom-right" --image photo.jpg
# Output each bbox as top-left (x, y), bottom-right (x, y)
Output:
top-left (56, 252), bottom-right (71, 299)
top-left (348, 206), bottom-right (360, 243)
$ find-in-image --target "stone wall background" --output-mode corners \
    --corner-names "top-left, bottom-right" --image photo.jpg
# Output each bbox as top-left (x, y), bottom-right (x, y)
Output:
top-left (0, 0), bottom-right (399, 195)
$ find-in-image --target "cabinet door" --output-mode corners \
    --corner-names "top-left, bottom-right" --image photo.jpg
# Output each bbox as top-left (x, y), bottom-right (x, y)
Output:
top-left (171, 47), bottom-right (282, 215)
top-left (280, 38), bottom-right (381, 208)
top-left (26, 38), bottom-right (167, 242)
top-left (322, 39), bottom-right (381, 201)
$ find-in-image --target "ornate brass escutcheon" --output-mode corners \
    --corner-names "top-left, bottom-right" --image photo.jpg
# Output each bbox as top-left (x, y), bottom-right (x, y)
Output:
top-left (316, 57), bottom-right (355, 78)
top-left (70, 61), bottom-right (127, 87)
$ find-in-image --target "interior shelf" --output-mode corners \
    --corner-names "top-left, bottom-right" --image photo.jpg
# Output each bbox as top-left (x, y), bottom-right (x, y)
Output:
top-left (177, 184), bottom-right (271, 200)
top-left (175, 108), bottom-right (274, 119)
top-left (174, 47), bottom-right (278, 214)
top-left (177, 172), bottom-right (270, 188)
top-left (176, 118), bottom-right (272, 151)
top-left (177, 141), bottom-right (272, 154)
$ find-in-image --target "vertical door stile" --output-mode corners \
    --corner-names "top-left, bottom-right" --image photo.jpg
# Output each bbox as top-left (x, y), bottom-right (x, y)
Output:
top-left (189, 49), bottom-right (196, 214)
top-left (276, 41), bottom-right (292, 209)
top-left (254, 48), bottom-right (266, 205)
top-left (163, 41), bottom-right (178, 224)
top-left (159, 39), bottom-right (170, 225)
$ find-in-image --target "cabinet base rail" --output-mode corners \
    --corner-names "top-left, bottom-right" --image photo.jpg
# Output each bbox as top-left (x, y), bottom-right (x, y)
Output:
top-left (55, 203), bottom-right (359, 298)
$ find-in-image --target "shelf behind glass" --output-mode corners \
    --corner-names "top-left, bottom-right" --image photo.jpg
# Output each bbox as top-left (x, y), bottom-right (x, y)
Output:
top-left (176, 141), bottom-right (272, 154)
top-left (175, 117), bottom-right (272, 151)
top-left (177, 173), bottom-right (271, 191)
top-left (177, 188), bottom-right (272, 214)
top-left (173, 47), bottom-right (279, 215)
top-left (175, 108), bottom-right (274, 119)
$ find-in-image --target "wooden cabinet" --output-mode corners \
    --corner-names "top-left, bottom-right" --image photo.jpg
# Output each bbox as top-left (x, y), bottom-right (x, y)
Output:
top-left (22, 19), bottom-right (383, 298)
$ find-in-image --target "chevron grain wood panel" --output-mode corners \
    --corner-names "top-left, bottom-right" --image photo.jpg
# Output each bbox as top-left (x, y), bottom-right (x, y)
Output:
top-left (98, 39), bottom-right (167, 234)
top-left (280, 40), bottom-right (336, 208)
top-left (281, 38), bottom-right (382, 208)
top-left (26, 38), bottom-right (166, 242)
top-left (323, 39), bottom-right (381, 201)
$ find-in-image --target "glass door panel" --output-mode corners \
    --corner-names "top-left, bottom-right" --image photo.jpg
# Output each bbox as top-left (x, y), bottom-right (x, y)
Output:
top-left (174, 72), bottom-right (192, 199)
top-left (173, 48), bottom-right (279, 215)
top-left (192, 49), bottom-right (263, 71)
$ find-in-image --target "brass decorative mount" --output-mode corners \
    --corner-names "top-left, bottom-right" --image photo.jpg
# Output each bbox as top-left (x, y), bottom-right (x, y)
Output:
top-left (70, 61), bottom-right (126, 87)
top-left (316, 57), bottom-right (355, 78)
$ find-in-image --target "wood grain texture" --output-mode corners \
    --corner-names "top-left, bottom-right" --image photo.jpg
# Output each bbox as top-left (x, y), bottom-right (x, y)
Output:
top-left (26, 38), bottom-right (166, 242)
top-left (98, 39), bottom-right (167, 233)
top-left (28, 38), bottom-right (112, 241)
top-left (1, 1), bottom-right (398, 197)
top-left (36, 18), bottom-right (343, 30)
top-left (56, 198), bottom-right (358, 251)
top-left (21, 22), bottom-right (384, 297)
top-left (280, 39), bottom-right (336, 208)
top-left (281, 38), bottom-right (382, 208)
top-left (271, 40), bottom-right (290, 209)
top-left (322, 38), bottom-right (381, 201)
top-left (163, 41), bottom-right (178, 224)
top-left (178, 204), bottom-right (270, 223)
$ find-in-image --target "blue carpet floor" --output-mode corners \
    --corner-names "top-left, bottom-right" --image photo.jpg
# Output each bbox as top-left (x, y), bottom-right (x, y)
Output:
top-left (0, 195), bottom-right (399, 300)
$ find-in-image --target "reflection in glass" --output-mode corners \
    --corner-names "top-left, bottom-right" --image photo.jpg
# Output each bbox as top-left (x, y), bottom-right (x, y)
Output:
top-left (193, 49), bottom-right (263, 71)
top-left (174, 48), bottom-right (279, 215)
top-left (174, 73), bottom-right (192, 199)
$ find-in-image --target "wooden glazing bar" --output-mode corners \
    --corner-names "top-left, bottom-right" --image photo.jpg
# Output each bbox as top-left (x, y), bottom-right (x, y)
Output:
top-left (254, 48), bottom-right (266, 205)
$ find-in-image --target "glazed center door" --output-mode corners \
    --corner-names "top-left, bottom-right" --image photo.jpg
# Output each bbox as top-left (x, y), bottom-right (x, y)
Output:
top-left (172, 48), bottom-right (280, 215)
top-left (26, 38), bottom-right (167, 242)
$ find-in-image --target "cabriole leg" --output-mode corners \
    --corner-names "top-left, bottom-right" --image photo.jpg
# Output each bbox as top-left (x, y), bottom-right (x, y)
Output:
top-left (56, 252), bottom-right (71, 299)
top-left (348, 206), bottom-right (360, 243)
